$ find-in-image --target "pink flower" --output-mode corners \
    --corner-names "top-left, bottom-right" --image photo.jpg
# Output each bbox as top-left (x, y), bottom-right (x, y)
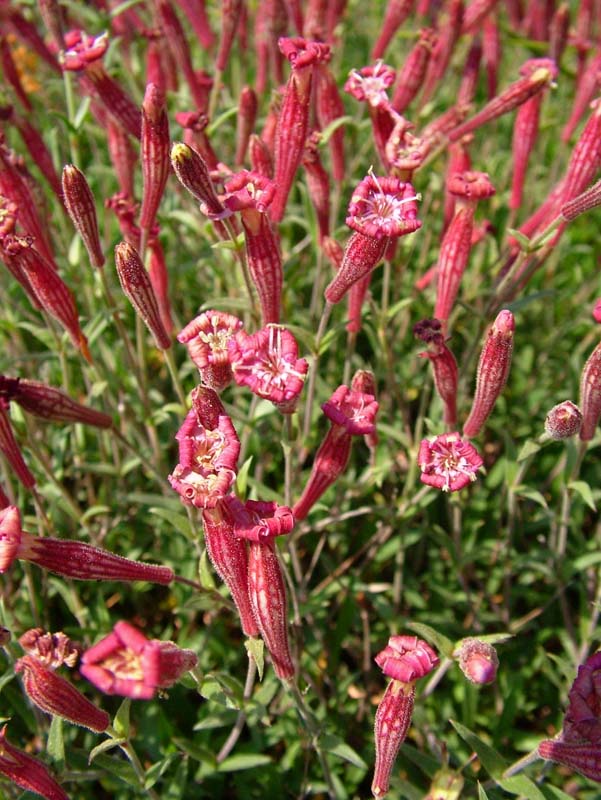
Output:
top-left (344, 61), bottom-right (396, 108)
top-left (80, 621), bottom-right (197, 699)
top-left (168, 407), bottom-right (240, 509)
top-left (19, 628), bottom-right (80, 669)
top-left (223, 495), bottom-right (295, 543)
top-left (322, 384), bottom-right (379, 435)
top-left (177, 310), bottom-right (243, 391)
top-left (61, 30), bottom-right (108, 71)
top-left (372, 636), bottom-right (439, 798)
top-left (228, 325), bottom-right (308, 413)
top-left (418, 432), bottom-right (483, 492)
top-left (346, 173), bottom-right (421, 240)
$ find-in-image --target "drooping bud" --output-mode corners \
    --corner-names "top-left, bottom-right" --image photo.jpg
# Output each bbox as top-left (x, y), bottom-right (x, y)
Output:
top-left (170, 142), bottom-right (229, 220)
top-left (463, 310), bottom-right (515, 438)
top-left (114, 242), bottom-right (171, 349)
top-left (371, 0), bottom-right (415, 60)
top-left (579, 339), bottom-right (601, 441)
top-left (3, 376), bottom-right (111, 428)
top-left (414, 319), bottom-right (459, 427)
top-left (15, 655), bottom-right (110, 732)
top-left (139, 83), bottom-right (170, 234)
top-left (0, 403), bottom-right (36, 488)
top-left (235, 86), bottom-right (258, 166)
top-left (454, 637), bottom-right (499, 684)
top-left (62, 165), bottom-right (104, 268)
top-left (544, 401), bottom-right (583, 439)
top-left (0, 725), bottom-right (68, 800)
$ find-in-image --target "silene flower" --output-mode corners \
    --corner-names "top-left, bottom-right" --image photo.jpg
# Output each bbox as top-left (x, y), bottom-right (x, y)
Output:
top-left (228, 325), bottom-right (308, 413)
top-left (418, 432), bottom-right (483, 492)
top-left (177, 309), bottom-right (243, 391)
top-left (80, 621), bottom-right (197, 700)
top-left (168, 405), bottom-right (240, 509)
top-left (0, 725), bottom-right (68, 800)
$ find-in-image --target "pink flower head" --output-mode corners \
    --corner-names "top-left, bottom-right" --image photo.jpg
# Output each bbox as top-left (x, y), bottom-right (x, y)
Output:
top-left (61, 30), bottom-right (108, 71)
top-left (322, 384), bottom-right (379, 436)
top-left (455, 638), bottom-right (499, 685)
top-left (229, 325), bottom-right (308, 413)
top-left (418, 432), bottom-right (483, 492)
top-left (563, 651), bottom-right (601, 744)
top-left (169, 408), bottom-right (240, 509)
top-left (594, 299), bottom-right (601, 324)
top-left (223, 495), bottom-right (295, 542)
top-left (344, 61), bottom-right (396, 108)
top-left (19, 628), bottom-right (80, 669)
top-left (278, 37), bottom-right (331, 69)
top-left (80, 621), bottom-right (197, 700)
top-left (177, 310), bottom-right (243, 390)
top-left (544, 401), bottom-right (583, 440)
top-left (222, 170), bottom-right (276, 214)
top-left (447, 170), bottom-right (496, 202)
top-left (375, 635), bottom-right (439, 684)
top-left (346, 173), bottom-right (421, 240)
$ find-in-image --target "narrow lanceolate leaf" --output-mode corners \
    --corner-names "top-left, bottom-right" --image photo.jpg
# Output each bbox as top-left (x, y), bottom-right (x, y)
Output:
top-left (140, 83), bottom-right (170, 233)
top-left (62, 165), bottom-right (105, 268)
top-left (114, 242), bottom-right (171, 349)
top-left (463, 310), bottom-right (515, 438)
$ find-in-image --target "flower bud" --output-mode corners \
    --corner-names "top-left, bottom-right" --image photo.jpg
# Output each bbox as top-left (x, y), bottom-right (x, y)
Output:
top-left (62, 165), bottom-right (104, 269)
top-left (544, 401), bottom-right (582, 439)
top-left (455, 638), bottom-right (499, 684)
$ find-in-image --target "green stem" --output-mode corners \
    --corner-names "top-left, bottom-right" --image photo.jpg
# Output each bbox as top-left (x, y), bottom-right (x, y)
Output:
top-left (216, 653), bottom-right (257, 763)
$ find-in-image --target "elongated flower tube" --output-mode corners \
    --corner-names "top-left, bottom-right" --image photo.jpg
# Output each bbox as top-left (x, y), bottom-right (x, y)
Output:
top-left (434, 171), bottom-right (495, 328)
top-left (302, 133), bottom-right (331, 242)
top-left (178, 310), bottom-right (243, 390)
top-left (176, 111), bottom-right (220, 171)
top-left (11, 112), bottom-right (63, 200)
top-left (351, 369), bottom-right (379, 452)
top-left (271, 37), bottom-right (331, 222)
top-left (448, 58), bottom-right (557, 142)
top-left (171, 142), bottom-right (229, 220)
top-left (418, 432), bottom-right (483, 491)
top-left (147, 236), bottom-right (173, 337)
top-left (229, 325), bottom-right (308, 412)
top-left (62, 30), bottom-right (141, 139)
top-left (0, 235), bottom-right (91, 361)
top-left (0, 376), bottom-right (111, 428)
top-left (391, 28), bottom-right (437, 114)
top-left (293, 384), bottom-right (378, 519)
top-left (0, 505), bottom-right (174, 584)
top-left (62, 164), bottom-right (104, 268)
top-left (248, 539), bottom-right (295, 680)
top-left (222, 171), bottom-right (283, 323)
top-left (325, 174), bottom-right (421, 304)
top-left (235, 86), bottom-right (258, 166)
top-left (419, 0), bottom-right (464, 106)
top-left (16, 655), bottom-right (110, 732)
top-left (345, 61), bottom-right (395, 167)
top-left (249, 133), bottom-right (274, 177)
top-left (371, 0), bottom-right (415, 60)
top-left (414, 319), bottom-right (458, 427)
top-left (216, 0), bottom-right (243, 73)
top-left (314, 62), bottom-right (346, 182)
top-left (549, 3), bottom-right (570, 65)
top-left (579, 340), bottom-right (601, 441)
top-left (538, 739), bottom-right (601, 781)
top-left (562, 52), bottom-right (601, 143)
top-left (0, 402), bottom-right (35, 489)
top-left (372, 635), bottom-right (439, 798)
top-left (457, 37), bottom-right (482, 107)
top-left (81, 621), bottom-right (197, 699)
top-left (202, 500), bottom-right (260, 637)
top-left (0, 725), bottom-right (68, 800)
top-left (140, 83), bottom-right (170, 235)
top-left (155, 0), bottom-right (204, 108)
top-left (169, 402), bottom-right (240, 509)
top-left (114, 241), bottom-right (171, 349)
top-left (178, 0), bottom-right (215, 49)
top-left (463, 310), bottom-right (515, 438)
top-left (107, 119), bottom-right (137, 197)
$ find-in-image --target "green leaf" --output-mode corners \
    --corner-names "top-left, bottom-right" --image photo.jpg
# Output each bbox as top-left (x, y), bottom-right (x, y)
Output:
top-left (110, 0), bottom-right (145, 16)
top-left (88, 736), bottom-right (127, 764)
top-left (235, 456), bottom-right (253, 497)
top-left (73, 96), bottom-right (91, 129)
top-left (207, 106), bottom-right (239, 135)
top-left (506, 228), bottom-right (533, 251)
top-left (173, 737), bottom-right (218, 769)
top-left (321, 735), bottom-right (368, 770)
top-left (450, 719), bottom-right (507, 778)
top-left (217, 753), bottom-right (272, 772)
top-left (318, 115), bottom-right (353, 144)
top-left (514, 486), bottom-right (548, 509)
top-left (245, 637), bottom-right (265, 682)
top-left (478, 783), bottom-right (490, 800)
top-left (497, 775), bottom-right (547, 800)
top-left (406, 622), bottom-right (454, 656)
top-left (144, 755), bottom-right (177, 789)
top-left (517, 439), bottom-right (541, 462)
top-left (47, 716), bottom-right (65, 766)
top-left (89, 751), bottom-right (139, 784)
top-left (113, 698), bottom-right (131, 738)
top-left (80, 504), bottom-right (111, 523)
top-left (569, 480), bottom-right (596, 511)
top-left (199, 548), bottom-right (216, 590)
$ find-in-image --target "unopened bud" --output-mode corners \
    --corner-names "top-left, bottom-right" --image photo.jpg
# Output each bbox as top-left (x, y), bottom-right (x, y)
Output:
top-left (544, 401), bottom-right (582, 439)
top-left (455, 638), bottom-right (499, 684)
